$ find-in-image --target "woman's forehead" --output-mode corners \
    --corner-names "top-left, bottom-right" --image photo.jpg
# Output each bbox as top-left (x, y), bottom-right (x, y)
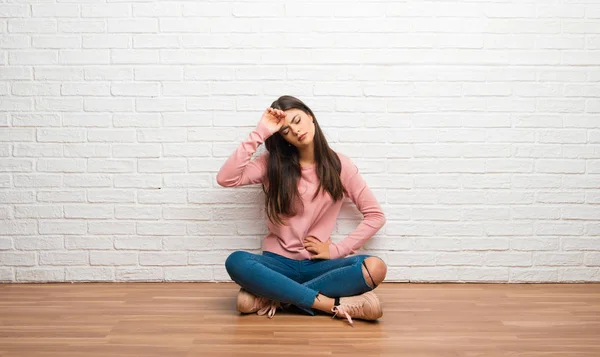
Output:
top-left (283, 109), bottom-right (304, 123)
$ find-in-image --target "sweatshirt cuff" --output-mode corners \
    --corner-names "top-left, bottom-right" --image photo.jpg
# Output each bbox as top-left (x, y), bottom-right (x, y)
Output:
top-left (254, 122), bottom-right (273, 142)
top-left (328, 243), bottom-right (343, 260)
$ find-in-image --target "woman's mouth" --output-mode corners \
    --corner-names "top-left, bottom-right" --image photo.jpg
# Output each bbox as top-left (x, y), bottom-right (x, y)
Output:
top-left (298, 133), bottom-right (307, 141)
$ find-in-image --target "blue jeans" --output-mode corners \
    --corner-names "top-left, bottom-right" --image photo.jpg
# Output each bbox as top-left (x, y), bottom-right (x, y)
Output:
top-left (225, 250), bottom-right (377, 315)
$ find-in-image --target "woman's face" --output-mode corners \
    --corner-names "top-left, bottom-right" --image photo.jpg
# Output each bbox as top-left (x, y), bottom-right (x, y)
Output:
top-left (278, 109), bottom-right (315, 148)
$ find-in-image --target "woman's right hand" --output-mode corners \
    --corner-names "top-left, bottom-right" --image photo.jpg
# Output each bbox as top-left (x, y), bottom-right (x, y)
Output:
top-left (259, 107), bottom-right (286, 136)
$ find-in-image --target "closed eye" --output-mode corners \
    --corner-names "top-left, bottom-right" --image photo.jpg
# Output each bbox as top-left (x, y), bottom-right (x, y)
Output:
top-left (280, 115), bottom-right (300, 135)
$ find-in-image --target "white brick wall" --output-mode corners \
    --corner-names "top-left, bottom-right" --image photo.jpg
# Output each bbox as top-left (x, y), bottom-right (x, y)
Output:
top-left (1, 0), bottom-right (599, 283)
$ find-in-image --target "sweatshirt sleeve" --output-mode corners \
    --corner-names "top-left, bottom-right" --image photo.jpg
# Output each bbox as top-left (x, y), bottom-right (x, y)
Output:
top-left (328, 154), bottom-right (386, 259)
top-left (216, 122), bottom-right (272, 187)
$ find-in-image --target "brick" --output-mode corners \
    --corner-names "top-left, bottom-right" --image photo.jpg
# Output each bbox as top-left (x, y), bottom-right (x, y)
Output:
top-left (64, 175), bottom-right (111, 188)
top-left (88, 221), bottom-right (135, 235)
top-left (14, 237), bottom-right (63, 250)
top-left (139, 252), bottom-right (187, 266)
top-left (138, 190), bottom-right (186, 204)
top-left (116, 268), bottom-right (162, 281)
top-left (66, 267), bottom-right (114, 281)
top-left (114, 237), bottom-right (162, 250)
top-left (0, 252), bottom-right (36, 266)
top-left (65, 204), bottom-right (113, 219)
top-left (39, 221), bottom-right (86, 235)
top-left (87, 190), bottom-right (135, 203)
top-left (115, 206), bottom-right (161, 220)
top-left (137, 222), bottom-right (186, 236)
top-left (12, 114), bottom-right (60, 126)
top-left (113, 175), bottom-right (161, 188)
top-left (164, 267), bottom-right (212, 281)
top-left (39, 251), bottom-right (88, 265)
top-left (90, 251), bottom-right (137, 266)
top-left (15, 205), bottom-right (63, 219)
top-left (16, 268), bottom-right (64, 282)
top-left (163, 207), bottom-right (211, 220)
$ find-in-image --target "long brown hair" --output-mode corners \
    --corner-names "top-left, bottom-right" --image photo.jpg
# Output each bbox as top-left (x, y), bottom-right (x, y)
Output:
top-left (263, 95), bottom-right (345, 225)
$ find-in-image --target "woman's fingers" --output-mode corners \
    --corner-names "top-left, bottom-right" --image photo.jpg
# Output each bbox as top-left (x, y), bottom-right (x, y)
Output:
top-left (265, 108), bottom-right (285, 126)
top-left (304, 236), bottom-right (318, 243)
top-left (306, 246), bottom-right (317, 254)
top-left (306, 246), bottom-right (325, 255)
top-left (270, 108), bottom-right (286, 119)
top-left (311, 252), bottom-right (326, 260)
top-left (265, 110), bottom-right (285, 126)
top-left (304, 235), bottom-right (327, 255)
top-left (305, 243), bottom-right (323, 252)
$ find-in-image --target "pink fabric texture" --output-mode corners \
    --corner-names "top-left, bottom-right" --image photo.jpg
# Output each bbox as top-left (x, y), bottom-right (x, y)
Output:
top-left (216, 122), bottom-right (386, 260)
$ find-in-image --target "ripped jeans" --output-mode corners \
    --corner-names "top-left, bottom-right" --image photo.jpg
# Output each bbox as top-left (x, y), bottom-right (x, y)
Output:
top-left (225, 250), bottom-right (378, 315)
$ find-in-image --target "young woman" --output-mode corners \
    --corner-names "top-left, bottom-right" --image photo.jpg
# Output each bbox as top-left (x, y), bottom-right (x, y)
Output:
top-left (216, 95), bottom-right (387, 326)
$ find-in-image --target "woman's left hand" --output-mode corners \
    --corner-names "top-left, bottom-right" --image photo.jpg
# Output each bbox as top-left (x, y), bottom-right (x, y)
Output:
top-left (304, 236), bottom-right (331, 260)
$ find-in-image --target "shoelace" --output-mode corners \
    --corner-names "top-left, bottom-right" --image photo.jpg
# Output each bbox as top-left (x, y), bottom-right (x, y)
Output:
top-left (255, 297), bottom-right (280, 319)
top-left (332, 303), bottom-right (362, 327)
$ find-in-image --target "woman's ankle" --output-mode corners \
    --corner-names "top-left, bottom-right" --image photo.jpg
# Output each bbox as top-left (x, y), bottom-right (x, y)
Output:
top-left (311, 293), bottom-right (335, 313)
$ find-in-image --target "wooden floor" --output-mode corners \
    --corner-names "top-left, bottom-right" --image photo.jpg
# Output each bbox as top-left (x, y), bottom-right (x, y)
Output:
top-left (0, 283), bottom-right (599, 357)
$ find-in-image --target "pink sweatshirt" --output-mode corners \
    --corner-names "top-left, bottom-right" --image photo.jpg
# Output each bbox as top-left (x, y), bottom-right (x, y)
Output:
top-left (216, 122), bottom-right (386, 260)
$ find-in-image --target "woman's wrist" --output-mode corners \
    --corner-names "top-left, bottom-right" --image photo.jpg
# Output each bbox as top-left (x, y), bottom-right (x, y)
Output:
top-left (255, 120), bottom-right (274, 142)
